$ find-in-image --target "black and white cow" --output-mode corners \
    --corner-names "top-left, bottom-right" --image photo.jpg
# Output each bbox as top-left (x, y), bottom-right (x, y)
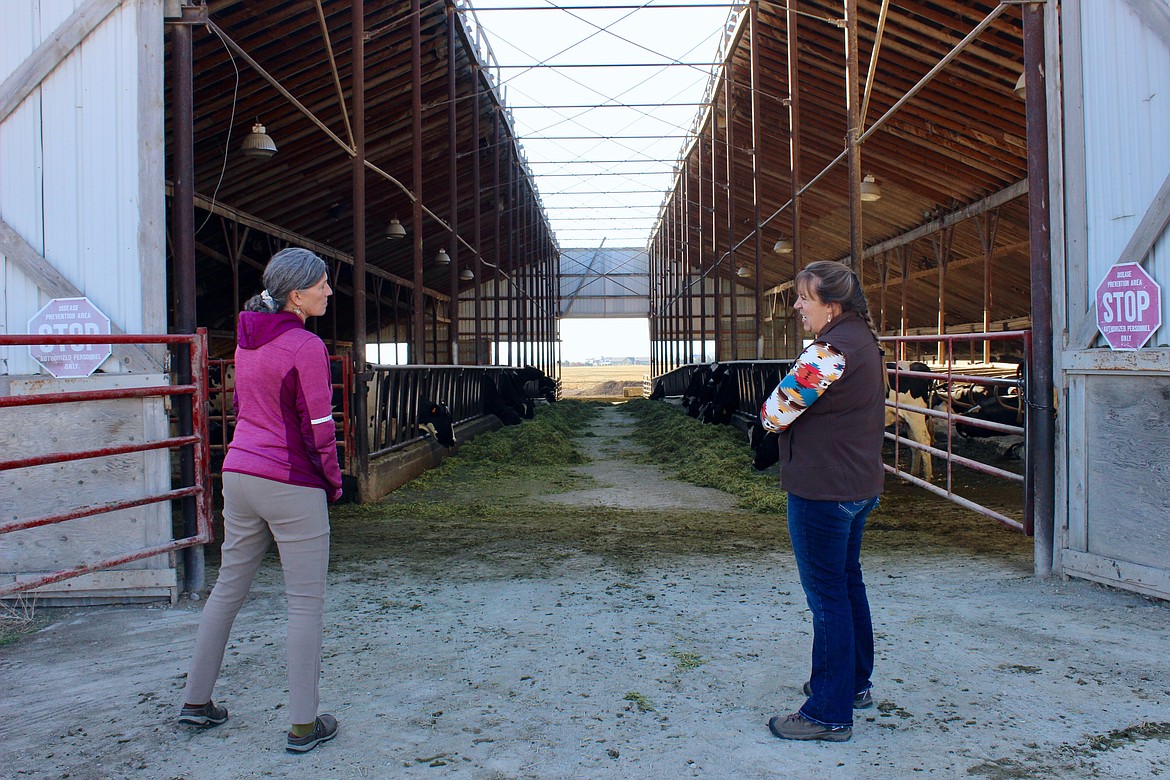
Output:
top-left (499, 369), bottom-right (535, 420)
top-left (481, 373), bottom-right (522, 425)
top-left (955, 385), bottom-right (1024, 439)
top-left (516, 365), bottom-right (558, 404)
top-left (748, 419), bottom-right (780, 471)
top-left (885, 361), bottom-right (936, 481)
top-left (747, 369), bottom-right (782, 470)
top-left (682, 364), bottom-right (713, 417)
top-left (699, 363), bottom-right (738, 425)
top-left (419, 401), bottom-right (456, 447)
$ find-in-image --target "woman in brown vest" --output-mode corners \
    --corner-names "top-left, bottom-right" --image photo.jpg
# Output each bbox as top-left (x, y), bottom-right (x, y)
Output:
top-left (759, 261), bottom-right (885, 742)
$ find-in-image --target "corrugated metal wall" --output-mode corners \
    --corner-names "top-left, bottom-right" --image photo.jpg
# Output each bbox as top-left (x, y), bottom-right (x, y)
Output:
top-left (1058, 0), bottom-right (1170, 600)
top-left (1, 0), bottom-right (165, 375)
top-left (1079, 0), bottom-right (1170, 347)
top-left (559, 247), bottom-right (649, 318)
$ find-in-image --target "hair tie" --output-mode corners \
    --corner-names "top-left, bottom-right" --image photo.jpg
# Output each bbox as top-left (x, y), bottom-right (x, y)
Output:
top-left (260, 290), bottom-right (276, 307)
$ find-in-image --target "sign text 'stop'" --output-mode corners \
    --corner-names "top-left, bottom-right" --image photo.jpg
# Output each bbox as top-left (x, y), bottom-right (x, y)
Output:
top-left (1095, 263), bottom-right (1162, 351)
top-left (27, 297), bottom-right (113, 378)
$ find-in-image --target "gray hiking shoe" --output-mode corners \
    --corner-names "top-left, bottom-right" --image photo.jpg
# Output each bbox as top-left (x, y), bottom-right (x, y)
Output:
top-left (802, 681), bottom-right (874, 709)
top-left (768, 712), bottom-right (852, 742)
top-left (178, 701), bottom-right (228, 728)
top-left (286, 714), bottom-right (339, 753)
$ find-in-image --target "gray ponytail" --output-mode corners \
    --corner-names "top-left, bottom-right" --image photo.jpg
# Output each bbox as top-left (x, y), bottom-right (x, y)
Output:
top-left (244, 248), bottom-right (328, 313)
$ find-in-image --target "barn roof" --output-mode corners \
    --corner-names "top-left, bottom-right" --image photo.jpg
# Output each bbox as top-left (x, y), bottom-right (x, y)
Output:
top-left (653, 0), bottom-right (1032, 334)
top-left (168, 1), bottom-right (1035, 350)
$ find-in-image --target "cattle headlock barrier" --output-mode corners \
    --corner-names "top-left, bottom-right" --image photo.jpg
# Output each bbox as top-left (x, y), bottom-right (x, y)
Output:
top-left (648, 331), bottom-right (1035, 536)
top-left (3, 329), bottom-right (1033, 600)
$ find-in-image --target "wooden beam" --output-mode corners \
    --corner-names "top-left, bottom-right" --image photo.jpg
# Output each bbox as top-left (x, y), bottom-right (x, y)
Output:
top-left (763, 182), bottom-right (1028, 295)
top-left (1073, 169), bottom-right (1170, 348)
top-left (170, 187), bottom-right (451, 302)
top-left (0, 0), bottom-right (123, 125)
top-left (0, 218), bottom-right (160, 373)
top-left (862, 181), bottom-right (1028, 258)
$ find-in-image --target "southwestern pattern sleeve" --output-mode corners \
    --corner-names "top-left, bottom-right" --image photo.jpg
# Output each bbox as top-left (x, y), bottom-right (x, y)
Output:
top-left (293, 339), bottom-right (343, 501)
top-left (759, 341), bottom-right (846, 432)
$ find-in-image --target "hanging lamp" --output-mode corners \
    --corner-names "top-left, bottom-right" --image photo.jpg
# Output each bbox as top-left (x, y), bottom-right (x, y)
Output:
top-left (240, 122), bottom-right (277, 159)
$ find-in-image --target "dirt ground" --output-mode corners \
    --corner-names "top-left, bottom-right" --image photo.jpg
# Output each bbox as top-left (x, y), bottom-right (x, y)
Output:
top-left (3, 404), bottom-right (1169, 780)
top-left (559, 365), bottom-right (647, 399)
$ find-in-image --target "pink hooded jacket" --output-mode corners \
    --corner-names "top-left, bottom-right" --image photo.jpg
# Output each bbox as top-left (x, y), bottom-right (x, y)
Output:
top-left (222, 311), bottom-right (343, 501)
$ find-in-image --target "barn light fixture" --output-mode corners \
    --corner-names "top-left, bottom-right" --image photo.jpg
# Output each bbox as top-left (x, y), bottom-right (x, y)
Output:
top-left (240, 122), bottom-right (277, 159)
top-left (459, 268), bottom-right (475, 281)
top-left (773, 236), bottom-right (793, 254)
top-left (1013, 71), bottom-right (1027, 100)
top-left (386, 217), bottom-right (406, 240)
top-left (736, 266), bottom-right (751, 278)
top-left (435, 248), bottom-right (451, 266)
top-left (860, 174), bottom-right (882, 202)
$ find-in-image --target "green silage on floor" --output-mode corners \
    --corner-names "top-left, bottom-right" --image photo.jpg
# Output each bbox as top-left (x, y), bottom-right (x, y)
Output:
top-left (620, 399), bottom-right (788, 514)
top-left (407, 400), bottom-right (603, 490)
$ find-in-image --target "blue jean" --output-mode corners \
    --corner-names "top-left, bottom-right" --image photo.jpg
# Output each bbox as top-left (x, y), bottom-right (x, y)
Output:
top-left (787, 493), bottom-right (879, 728)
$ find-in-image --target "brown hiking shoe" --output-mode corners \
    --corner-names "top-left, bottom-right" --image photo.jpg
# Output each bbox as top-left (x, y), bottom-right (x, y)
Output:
top-left (768, 713), bottom-right (852, 742)
top-left (286, 714), bottom-right (339, 753)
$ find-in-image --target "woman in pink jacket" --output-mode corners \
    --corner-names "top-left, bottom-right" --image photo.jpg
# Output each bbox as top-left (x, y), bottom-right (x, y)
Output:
top-left (179, 248), bottom-right (342, 754)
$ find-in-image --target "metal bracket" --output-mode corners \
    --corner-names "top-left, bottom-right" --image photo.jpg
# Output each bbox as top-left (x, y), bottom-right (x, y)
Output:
top-left (164, 3), bottom-right (209, 24)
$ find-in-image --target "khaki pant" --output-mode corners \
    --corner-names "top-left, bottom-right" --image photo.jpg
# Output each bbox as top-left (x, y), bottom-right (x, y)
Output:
top-left (182, 472), bottom-right (330, 725)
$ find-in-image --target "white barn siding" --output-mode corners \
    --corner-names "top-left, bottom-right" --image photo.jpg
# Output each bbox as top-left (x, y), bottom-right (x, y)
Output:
top-left (1, 0), bottom-right (165, 373)
top-left (1, 1), bottom-right (171, 602)
top-left (1079, 0), bottom-right (1170, 346)
top-left (0, 2), bottom-right (47, 375)
top-left (1056, 0), bottom-right (1170, 600)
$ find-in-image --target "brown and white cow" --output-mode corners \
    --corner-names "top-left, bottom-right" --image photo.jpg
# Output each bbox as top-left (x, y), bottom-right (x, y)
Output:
top-left (885, 362), bottom-right (935, 481)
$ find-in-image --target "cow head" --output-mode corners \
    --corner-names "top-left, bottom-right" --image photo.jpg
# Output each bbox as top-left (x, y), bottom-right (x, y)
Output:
top-left (420, 401), bottom-right (456, 447)
top-left (748, 421), bottom-right (780, 471)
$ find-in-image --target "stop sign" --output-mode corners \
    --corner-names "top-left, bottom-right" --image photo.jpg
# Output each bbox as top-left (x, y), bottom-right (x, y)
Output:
top-left (27, 297), bottom-right (113, 378)
top-left (1095, 263), bottom-right (1162, 350)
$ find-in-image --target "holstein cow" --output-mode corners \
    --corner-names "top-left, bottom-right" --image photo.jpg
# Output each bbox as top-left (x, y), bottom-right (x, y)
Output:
top-left (516, 365), bottom-right (558, 404)
top-left (481, 373), bottom-right (522, 425)
top-left (956, 388), bottom-right (1023, 438)
top-left (499, 369), bottom-right (535, 419)
top-left (698, 363), bottom-right (738, 425)
top-left (748, 419), bottom-right (780, 471)
top-left (682, 364), bottom-right (713, 417)
top-left (885, 361), bottom-right (935, 481)
top-left (419, 401), bottom-right (456, 447)
top-left (954, 361), bottom-right (1025, 441)
top-left (748, 368), bottom-right (782, 470)
top-left (205, 361), bottom-right (237, 467)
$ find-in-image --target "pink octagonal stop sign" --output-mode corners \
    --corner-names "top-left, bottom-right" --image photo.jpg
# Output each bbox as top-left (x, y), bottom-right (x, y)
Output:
top-left (1095, 263), bottom-right (1162, 351)
top-left (27, 296), bottom-right (113, 378)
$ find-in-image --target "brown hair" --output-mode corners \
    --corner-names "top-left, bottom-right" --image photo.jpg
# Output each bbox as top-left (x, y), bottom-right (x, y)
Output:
top-left (795, 260), bottom-right (879, 340)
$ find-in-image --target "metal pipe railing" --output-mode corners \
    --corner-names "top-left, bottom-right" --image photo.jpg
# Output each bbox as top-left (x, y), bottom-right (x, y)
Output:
top-left (0, 331), bottom-right (213, 597)
top-left (648, 330), bottom-right (1032, 534)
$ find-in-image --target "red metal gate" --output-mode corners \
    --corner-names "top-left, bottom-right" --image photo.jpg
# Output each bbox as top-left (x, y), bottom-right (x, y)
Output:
top-left (206, 355), bottom-right (353, 478)
top-left (0, 331), bottom-right (213, 597)
top-left (882, 331), bottom-right (1030, 534)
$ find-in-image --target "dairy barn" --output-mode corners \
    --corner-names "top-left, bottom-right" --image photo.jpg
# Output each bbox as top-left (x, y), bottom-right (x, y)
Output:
top-left (1, 0), bottom-right (1168, 611)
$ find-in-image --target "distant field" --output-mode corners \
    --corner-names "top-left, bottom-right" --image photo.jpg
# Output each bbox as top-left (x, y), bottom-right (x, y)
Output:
top-left (559, 364), bottom-right (649, 398)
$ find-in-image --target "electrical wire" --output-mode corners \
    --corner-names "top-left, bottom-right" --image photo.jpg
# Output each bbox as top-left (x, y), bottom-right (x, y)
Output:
top-left (195, 23), bottom-right (239, 237)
